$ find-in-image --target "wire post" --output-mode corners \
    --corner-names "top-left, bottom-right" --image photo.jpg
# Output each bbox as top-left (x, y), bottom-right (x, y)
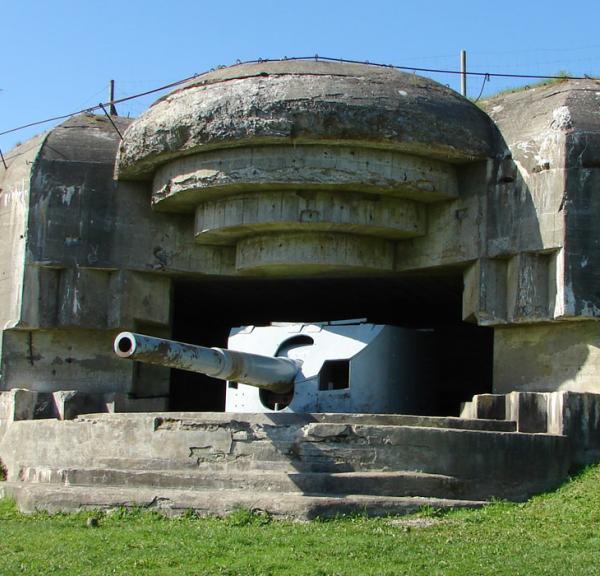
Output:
top-left (109, 80), bottom-right (118, 116)
top-left (460, 50), bottom-right (467, 97)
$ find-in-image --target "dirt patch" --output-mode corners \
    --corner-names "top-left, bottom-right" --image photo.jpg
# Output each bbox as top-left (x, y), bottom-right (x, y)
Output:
top-left (387, 517), bottom-right (443, 529)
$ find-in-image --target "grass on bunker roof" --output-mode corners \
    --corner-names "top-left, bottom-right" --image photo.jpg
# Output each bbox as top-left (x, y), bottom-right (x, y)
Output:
top-left (2, 465), bottom-right (600, 575)
top-left (477, 70), bottom-right (577, 103)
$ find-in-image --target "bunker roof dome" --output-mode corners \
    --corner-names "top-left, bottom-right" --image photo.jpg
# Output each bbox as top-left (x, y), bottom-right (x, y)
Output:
top-left (117, 60), bottom-right (496, 180)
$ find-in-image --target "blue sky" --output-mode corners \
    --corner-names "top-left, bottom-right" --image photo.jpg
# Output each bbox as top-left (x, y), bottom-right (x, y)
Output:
top-left (1, 0), bottom-right (599, 152)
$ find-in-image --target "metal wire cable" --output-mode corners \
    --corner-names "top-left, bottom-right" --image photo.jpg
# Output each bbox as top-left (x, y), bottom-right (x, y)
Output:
top-left (0, 72), bottom-right (201, 138)
top-left (0, 55), bottom-right (598, 143)
top-left (473, 74), bottom-right (491, 103)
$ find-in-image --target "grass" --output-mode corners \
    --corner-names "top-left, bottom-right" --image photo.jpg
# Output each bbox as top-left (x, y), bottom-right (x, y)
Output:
top-left (479, 70), bottom-right (576, 102)
top-left (2, 466), bottom-right (600, 575)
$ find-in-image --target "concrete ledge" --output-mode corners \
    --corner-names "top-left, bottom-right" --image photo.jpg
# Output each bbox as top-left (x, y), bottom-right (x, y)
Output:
top-left (235, 232), bottom-right (396, 274)
top-left (0, 413), bottom-right (569, 500)
top-left (0, 482), bottom-right (486, 520)
top-left (154, 146), bottom-right (458, 211)
top-left (77, 411), bottom-right (518, 432)
top-left (463, 390), bottom-right (600, 469)
top-left (193, 191), bottom-right (427, 245)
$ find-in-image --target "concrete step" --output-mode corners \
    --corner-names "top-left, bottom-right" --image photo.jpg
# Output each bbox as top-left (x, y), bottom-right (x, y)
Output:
top-left (19, 466), bottom-right (471, 499)
top-left (1, 414), bottom-right (569, 499)
top-left (0, 482), bottom-right (487, 520)
top-left (77, 411), bottom-right (518, 432)
top-left (0, 412), bottom-right (571, 515)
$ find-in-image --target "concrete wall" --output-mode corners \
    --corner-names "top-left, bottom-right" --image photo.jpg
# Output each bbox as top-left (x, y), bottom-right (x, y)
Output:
top-left (494, 321), bottom-right (600, 394)
top-left (481, 81), bottom-right (600, 325)
top-left (0, 117), bottom-right (175, 398)
top-left (1, 329), bottom-right (132, 394)
top-left (562, 88), bottom-right (600, 318)
top-left (0, 135), bottom-right (46, 332)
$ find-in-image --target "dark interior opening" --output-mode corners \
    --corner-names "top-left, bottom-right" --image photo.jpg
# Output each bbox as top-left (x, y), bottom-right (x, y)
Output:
top-left (319, 360), bottom-right (351, 391)
top-left (259, 386), bottom-right (295, 412)
top-left (169, 270), bottom-right (493, 415)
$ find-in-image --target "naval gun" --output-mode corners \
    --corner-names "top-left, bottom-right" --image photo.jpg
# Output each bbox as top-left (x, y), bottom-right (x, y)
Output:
top-left (114, 332), bottom-right (299, 394)
top-left (114, 321), bottom-right (436, 414)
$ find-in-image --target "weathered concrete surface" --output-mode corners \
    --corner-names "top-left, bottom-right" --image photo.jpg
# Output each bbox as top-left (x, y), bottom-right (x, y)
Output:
top-left (194, 191), bottom-right (426, 245)
top-left (506, 391), bottom-right (549, 433)
top-left (459, 394), bottom-right (506, 421)
top-left (0, 412), bottom-right (569, 510)
top-left (562, 87), bottom-right (600, 319)
top-left (117, 61), bottom-right (495, 180)
top-left (114, 61), bottom-right (497, 276)
top-left (26, 115), bottom-right (133, 271)
top-left (2, 66), bottom-right (600, 438)
top-left (235, 232), bottom-right (397, 275)
top-left (0, 115), bottom-right (182, 400)
top-left (0, 483), bottom-right (486, 520)
top-left (494, 321), bottom-right (600, 394)
top-left (0, 134), bottom-right (47, 383)
top-left (195, 186), bottom-right (427, 241)
top-left (482, 87), bottom-right (568, 257)
top-left (0, 389), bottom-right (54, 443)
top-left (2, 330), bottom-right (134, 394)
top-left (12, 468), bottom-right (470, 499)
top-left (0, 389), bottom-right (169, 443)
top-left (481, 80), bottom-right (600, 323)
top-left (153, 147), bottom-right (458, 210)
top-left (549, 391), bottom-right (600, 467)
top-left (464, 390), bottom-right (600, 469)
top-left (3, 65), bottom-right (600, 521)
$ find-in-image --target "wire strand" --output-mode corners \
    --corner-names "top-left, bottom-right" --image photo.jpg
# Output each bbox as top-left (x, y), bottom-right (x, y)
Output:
top-left (473, 74), bottom-right (491, 103)
top-left (1, 56), bottom-right (597, 142)
top-left (0, 72), bottom-right (201, 138)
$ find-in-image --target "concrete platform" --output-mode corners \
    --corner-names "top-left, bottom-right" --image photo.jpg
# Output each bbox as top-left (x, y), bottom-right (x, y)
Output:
top-left (0, 412), bottom-right (571, 517)
top-left (0, 482), bottom-right (487, 520)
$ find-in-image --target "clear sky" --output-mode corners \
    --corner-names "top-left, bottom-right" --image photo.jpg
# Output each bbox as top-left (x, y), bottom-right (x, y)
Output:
top-left (1, 0), bottom-right (599, 153)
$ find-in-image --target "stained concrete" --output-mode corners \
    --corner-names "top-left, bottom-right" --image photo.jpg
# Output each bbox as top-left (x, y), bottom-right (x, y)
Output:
top-left (481, 81), bottom-right (600, 323)
top-left (1, 69), bottom-right (599, 399)
top-left (1, 63), bottom-right (600, 517)
top-left (1, 72), bottom-right (599, 398)
top-left (493, 321), bottom-right (600, 394)
top-left (117, 61), bottom-right (495, 180)
top-left (113, 61), bottom-right (500, 277)
top-left (463, 390), bottom-right (600, 468)
top-left (153, 146), bottom-right (458, 210)
top-left (0, 135), bottom-right (47, 342)
top-left (0, 483), bottom-right (487, 520)
top-left (0, 411), bottom-right (571, 517)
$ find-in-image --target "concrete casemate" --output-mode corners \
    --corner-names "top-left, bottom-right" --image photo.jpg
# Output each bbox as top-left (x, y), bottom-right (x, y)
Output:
top-left (1, 61), bottom-right (599, 398)
top-left (1, 60), bottom-right (600, 516)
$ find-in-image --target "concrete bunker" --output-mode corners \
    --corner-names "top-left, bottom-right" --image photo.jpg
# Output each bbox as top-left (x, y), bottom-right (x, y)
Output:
top-left (113, 60), bottom-right (499, 417)
top-left (3, 61), bottom-right (599, 418)
top-left (4, 60), bottom-right (600, 517)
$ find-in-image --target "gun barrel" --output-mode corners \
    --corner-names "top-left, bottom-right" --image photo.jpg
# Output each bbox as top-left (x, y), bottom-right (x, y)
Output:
top-left (114, 332), bottom-right (299, 393)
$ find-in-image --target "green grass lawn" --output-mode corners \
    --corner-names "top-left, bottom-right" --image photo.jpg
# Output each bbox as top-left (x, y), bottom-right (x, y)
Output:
top-left (2, 466), bottom-right (600, 575)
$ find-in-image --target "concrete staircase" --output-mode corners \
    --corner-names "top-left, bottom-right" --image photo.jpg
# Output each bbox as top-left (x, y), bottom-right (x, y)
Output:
top-left (0, 411), bottom-right (571, 519)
